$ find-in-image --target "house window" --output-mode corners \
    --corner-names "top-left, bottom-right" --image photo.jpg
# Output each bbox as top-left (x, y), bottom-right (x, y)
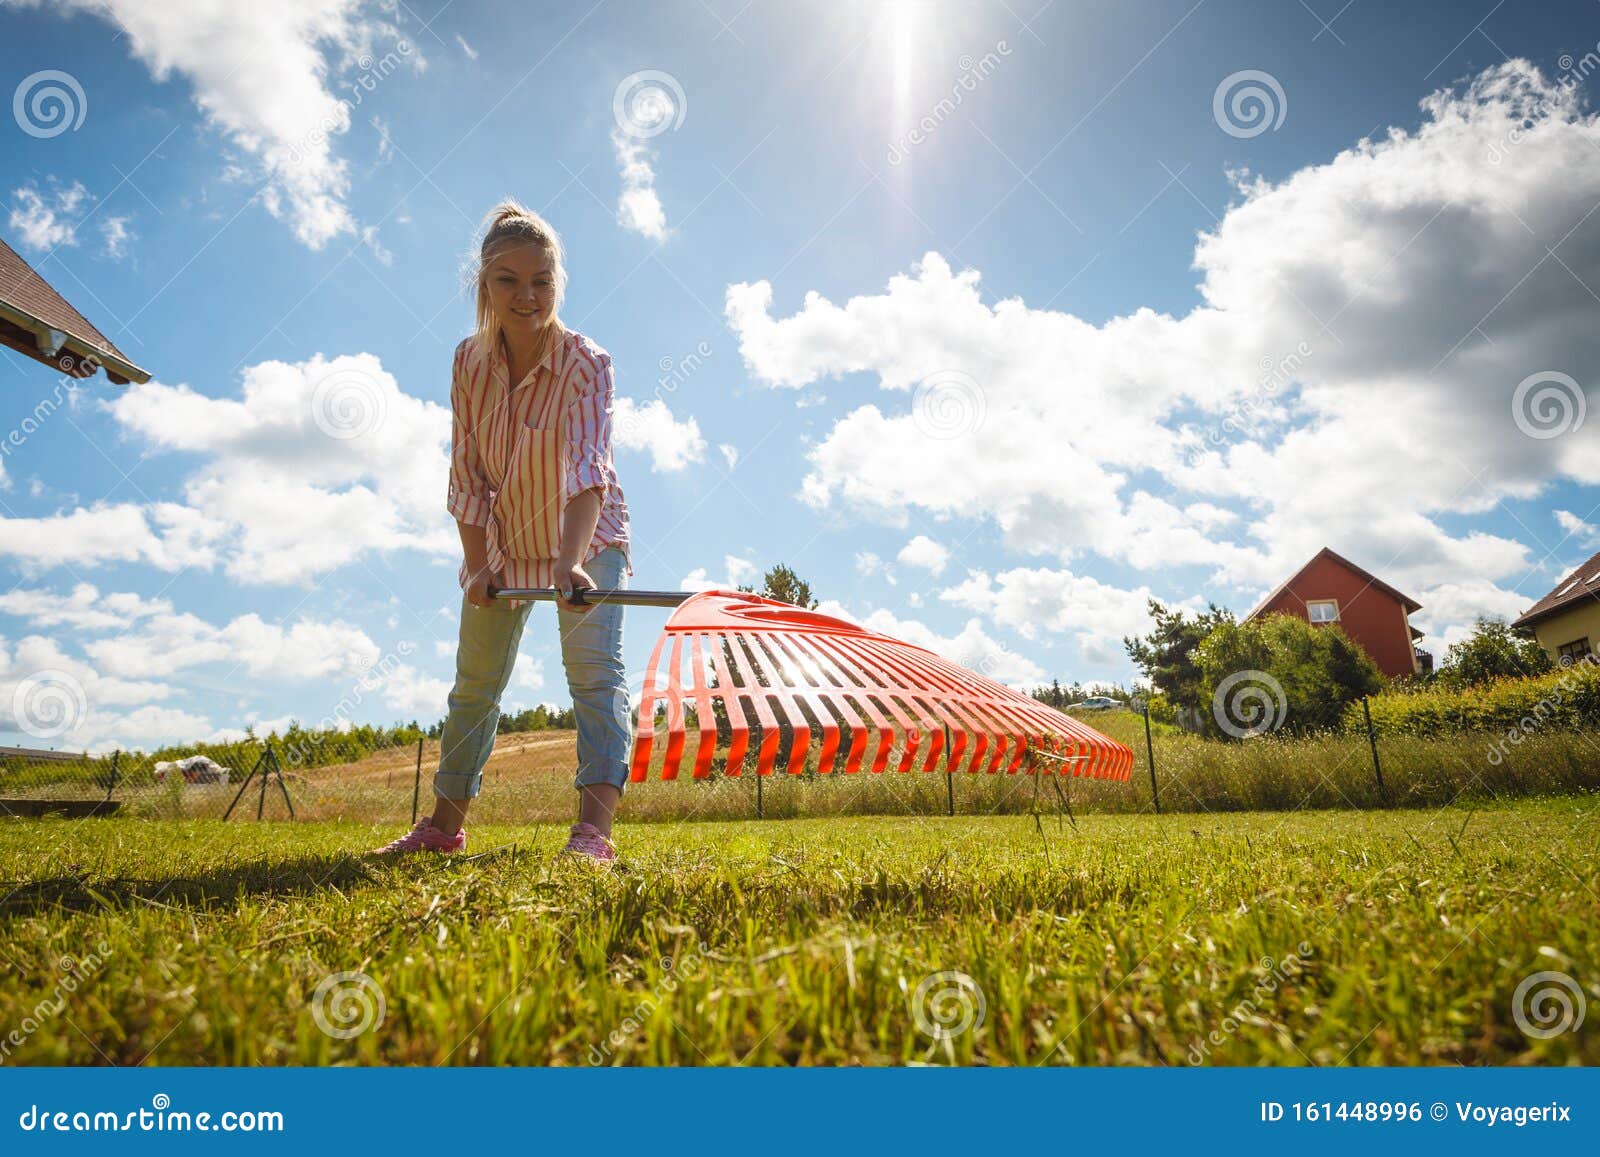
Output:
top-left (1306, 599), bottom-right (1339, 623)
top-left (1557, 638), bottom-right (1592, 666)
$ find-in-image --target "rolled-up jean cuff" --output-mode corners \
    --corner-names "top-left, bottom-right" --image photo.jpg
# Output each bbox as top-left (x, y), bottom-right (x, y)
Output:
top-left (433, 769), bottom-right (483, 800)
top-left (574, 761), bottom-right (629, 794)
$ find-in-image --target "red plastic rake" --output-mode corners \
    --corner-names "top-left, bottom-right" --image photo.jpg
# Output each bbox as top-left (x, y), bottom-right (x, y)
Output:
top-left (488, 583), bottom-right (1134, 782)
top-left (628, 590), bottom-right (1133, 783)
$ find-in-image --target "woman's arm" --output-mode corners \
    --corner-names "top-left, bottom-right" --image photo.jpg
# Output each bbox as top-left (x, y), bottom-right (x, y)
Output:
top-left (554, 488), bottom-right (603, 610)
top-left (447, 342), bottom-right (498, 603)
top-left (554, 348), bottom-right (620, 609)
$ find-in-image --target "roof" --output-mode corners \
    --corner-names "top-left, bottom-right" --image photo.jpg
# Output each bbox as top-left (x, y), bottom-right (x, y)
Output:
top-left (1245, 546), bottom-right (1423, 620)
top-left (1512, 548), bottom-right (1600, 631)
top-left (0, 235), bottom-right (149, 384)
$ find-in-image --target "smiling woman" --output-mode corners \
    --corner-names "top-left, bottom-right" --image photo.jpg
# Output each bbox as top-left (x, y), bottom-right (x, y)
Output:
top-left (370, 201), bottom-right (636, 864)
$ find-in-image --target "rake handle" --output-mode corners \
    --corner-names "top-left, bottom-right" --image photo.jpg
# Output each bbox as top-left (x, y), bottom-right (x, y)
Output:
top-left (485, 584), bottom-right (691, 608)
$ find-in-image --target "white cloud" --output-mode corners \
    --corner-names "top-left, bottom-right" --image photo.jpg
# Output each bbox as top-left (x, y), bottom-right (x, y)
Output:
top-left (104, 352), bottom-right (458, 585)
top-left (1555, 508), bottom-right (1600, 547)
top-left (613, 397), bottom-right (706, 471)
top-left (897, 534), bottom-right (949, 575)
top-left (726, 61), bottom-right (1600, 650)
top-left (0, 633), bottom-right (194, 754)
top-left (100, 215), bottom-right (133, 259)
top-left (0, 502), bottom-right (227, 575)
top-left (814, 600), bottom-right (1045, 688)
top-left (613, 130), bottom-right (668, 241)
top-left (855, 550), bottom-right (890, 581)
top-left (372, 662), bottom-right (452, 716)
top-left (47, 0), bottom-right (420, 249)
top-left (0, 581), bottom-right (382, 680)
top-left (939, 566), bottom-right (1171, 645)
top-left (0, 582), bottom-right (170, 632)
top-left (681, 555), bottom-right (760, 591)
top-left (8, 182), bottom-right (89, 251)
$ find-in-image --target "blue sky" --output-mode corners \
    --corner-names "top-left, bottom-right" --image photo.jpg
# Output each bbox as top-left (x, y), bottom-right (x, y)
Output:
top-left (3, 0), bottom-right (1599, 754)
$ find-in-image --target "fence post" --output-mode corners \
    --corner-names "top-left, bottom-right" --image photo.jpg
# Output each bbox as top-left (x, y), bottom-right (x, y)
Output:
top-left (1362, 696), bottom-right (1386, 799)
top-left (105, 749), bottom-right (120, 801)
top-left (756, 769), bottom-right (763, 820)
top-left (944, 724), bottom-right (954, 816)
top-left (412, 736), bottom-right (423, 825)
top-left (1142, 704), bottom-right (1160, 814)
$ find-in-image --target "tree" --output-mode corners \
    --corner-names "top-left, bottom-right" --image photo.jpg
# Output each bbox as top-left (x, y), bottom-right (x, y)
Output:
top-left (1123, 600), bottom-right (1235, 722)
top-left (738, 563), bottom-right (818, 609)
top-left (1196, 613), bottom-right (1384, 738)
top-left (1441, 618), bottom-right (1552, 687)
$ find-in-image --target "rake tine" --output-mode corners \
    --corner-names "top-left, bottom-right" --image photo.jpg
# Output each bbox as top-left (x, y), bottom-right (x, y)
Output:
top-left (706, 631), bottom-right (751, 777)
top-left (688, 633), bottom-right (719, 778)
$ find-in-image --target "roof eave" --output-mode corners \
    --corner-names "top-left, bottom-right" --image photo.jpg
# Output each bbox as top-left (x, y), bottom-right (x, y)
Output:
top-left (0, 299), bottom-right (150, 384)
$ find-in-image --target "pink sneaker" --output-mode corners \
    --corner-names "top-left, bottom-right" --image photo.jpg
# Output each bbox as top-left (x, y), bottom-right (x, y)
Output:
top-left (369, 816), bottom-right (466, 856)
top-left (559, 821), bottom-right (617, 863)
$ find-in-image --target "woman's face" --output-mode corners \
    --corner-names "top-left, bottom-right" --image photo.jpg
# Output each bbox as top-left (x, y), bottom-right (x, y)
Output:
top-left (483, 242), bottom-right (557, 339)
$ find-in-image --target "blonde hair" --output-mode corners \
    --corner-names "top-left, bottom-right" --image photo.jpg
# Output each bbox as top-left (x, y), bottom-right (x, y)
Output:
top-left (472, 199), bottom-right (567, 356)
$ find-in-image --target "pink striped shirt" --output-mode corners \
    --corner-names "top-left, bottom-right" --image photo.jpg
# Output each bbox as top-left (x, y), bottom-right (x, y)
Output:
top-left (447, 324), bottom-right (632, 592)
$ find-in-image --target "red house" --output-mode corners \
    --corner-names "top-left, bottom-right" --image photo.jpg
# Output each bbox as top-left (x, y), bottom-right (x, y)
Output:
top-left (1245, 548), bottom-right (1427, 679)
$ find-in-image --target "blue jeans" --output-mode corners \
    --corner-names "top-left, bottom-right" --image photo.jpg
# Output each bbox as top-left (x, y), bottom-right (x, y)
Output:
top-left (433, 544), bottom-right (632, 801)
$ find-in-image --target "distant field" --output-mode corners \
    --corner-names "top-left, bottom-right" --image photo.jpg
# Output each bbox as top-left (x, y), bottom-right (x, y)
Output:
top-left (0, 799), bottom-right (1594, 1065)
top-left (11, 708), bottom-right (1599, 825)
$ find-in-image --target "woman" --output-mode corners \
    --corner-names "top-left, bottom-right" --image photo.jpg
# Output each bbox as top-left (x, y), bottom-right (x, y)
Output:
top-left (373, 201), bottom-right (634, 862)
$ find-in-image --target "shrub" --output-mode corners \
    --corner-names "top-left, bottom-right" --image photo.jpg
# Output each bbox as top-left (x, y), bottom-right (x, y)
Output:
top-left (1197, 614), bottom-right (1384, 738)
top-left (1346, 654), bottom-right (1600, 738)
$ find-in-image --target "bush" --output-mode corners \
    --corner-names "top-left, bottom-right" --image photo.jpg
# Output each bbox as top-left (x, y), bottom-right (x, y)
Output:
top-left (1346, 655), bottom-right (1600, 738)
top-left (1197, 614), bottom-right (1384, 738)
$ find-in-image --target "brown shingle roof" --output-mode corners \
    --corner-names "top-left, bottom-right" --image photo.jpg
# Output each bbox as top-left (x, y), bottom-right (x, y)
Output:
top-left (0, 235), bottom-right (148, 383)
top-left (1513, 549), bottom-right (1600, 630)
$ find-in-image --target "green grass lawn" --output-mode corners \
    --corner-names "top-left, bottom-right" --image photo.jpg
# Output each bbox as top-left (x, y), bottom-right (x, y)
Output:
top-left (1, 799), bottom-right (1595, 1065)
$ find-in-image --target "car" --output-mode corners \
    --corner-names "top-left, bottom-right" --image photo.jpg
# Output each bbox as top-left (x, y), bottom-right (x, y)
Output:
top-left (1068, 696), bottom-right (1121, 711)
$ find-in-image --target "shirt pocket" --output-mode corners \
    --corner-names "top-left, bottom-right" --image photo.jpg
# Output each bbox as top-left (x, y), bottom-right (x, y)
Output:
top-left (494, 421), bottom-right (563, 561)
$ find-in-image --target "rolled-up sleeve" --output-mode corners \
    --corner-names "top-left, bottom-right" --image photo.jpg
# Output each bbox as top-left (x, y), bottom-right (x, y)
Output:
top-left (446, 342), bottom-right (494, 527)
top-left (563, 351), bottom-right (619, 502)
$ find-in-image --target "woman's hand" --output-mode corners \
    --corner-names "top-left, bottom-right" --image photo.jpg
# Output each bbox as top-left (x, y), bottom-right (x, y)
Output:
top-left (465, 563), bottom-right (500, 609)
top-left (553, 559), bottom-right (597, 614)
